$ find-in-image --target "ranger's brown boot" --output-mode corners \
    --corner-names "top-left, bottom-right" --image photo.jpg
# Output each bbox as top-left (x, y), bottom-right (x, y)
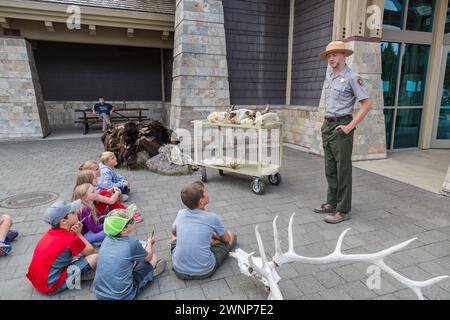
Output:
top-left (314, 204), bottom-right (336, 214)
top-left (324, 212), bottom-right (350, 224)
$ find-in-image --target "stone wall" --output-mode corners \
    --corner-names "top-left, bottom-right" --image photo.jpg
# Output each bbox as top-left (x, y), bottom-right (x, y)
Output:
top-left (170, 0), bottom-right (231, 131)
top-left (0, 37), bottom-right (50, 139)
top-left (45, 101), bottom-right (164, 128)
top-left (443, 163), bottom-right (450, 197)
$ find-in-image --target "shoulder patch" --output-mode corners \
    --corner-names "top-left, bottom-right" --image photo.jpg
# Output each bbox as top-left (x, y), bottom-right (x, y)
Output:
top-left (357, 78), bottom-right (363, 86)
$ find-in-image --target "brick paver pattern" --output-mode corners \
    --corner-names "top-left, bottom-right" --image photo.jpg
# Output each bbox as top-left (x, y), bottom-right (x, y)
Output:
top-left (0, 137), bottom-right (449, 300)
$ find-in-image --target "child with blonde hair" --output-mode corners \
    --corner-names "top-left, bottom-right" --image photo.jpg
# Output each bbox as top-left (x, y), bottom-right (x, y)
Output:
top-left (72, 183), bottom-right (107, 243)
top-left (97, 152), bottom-right (131, 201)
top-left (75, 169), bottom-right (141, 222)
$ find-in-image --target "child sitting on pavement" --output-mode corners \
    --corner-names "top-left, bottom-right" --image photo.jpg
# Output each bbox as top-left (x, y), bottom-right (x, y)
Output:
top-left (97, 152), bottom-right (131, 200)
top-left (71, 183), bottom-right (108, 244)
top-left (75, 170), bottom-right (142, 222)
top-left (93, 208), bottom-right (166, 300)
top-left (170, 181), bottom-right (237, 280)
top-left (26, 200), bottom-right (97, 295)
top-left (0, 214), bottom-right (18, 257)
top-left (79, 160), bottom-right (128, 203)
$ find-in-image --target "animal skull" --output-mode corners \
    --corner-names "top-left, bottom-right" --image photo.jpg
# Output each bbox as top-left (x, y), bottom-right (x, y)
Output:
top-left (254, 112), bottom-right (280, 126)
top-left (231, 213), bottom-right (449, 300)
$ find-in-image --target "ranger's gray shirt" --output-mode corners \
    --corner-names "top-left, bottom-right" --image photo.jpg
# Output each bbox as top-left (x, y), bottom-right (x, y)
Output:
top-left (324, 65), bottom-right (369, 117)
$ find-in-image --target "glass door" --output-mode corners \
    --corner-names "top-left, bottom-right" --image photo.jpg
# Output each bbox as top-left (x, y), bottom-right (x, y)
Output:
top-left (431, 46), bottom-right (450, 148)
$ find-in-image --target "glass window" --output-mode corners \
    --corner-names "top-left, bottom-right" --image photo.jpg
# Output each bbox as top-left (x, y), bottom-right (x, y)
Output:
top-left (383, 0), bottom-right (405, 30)
top-left (384, 109), bottom-right (394, 149)
top-left (437, 52), bottom-right (450, 140)
top-left (406, 0), bottom-right (435, 32)
top-left (393, 108), bottom-right (422, 148)
top-left (381, 42), bottom-right (401, 106)
top-left (398, 44), bottom-right (430, 106)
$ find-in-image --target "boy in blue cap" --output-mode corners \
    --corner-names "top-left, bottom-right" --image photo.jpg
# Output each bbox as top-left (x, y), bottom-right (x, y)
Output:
top-left (27, 200), bottom-right (98, 295)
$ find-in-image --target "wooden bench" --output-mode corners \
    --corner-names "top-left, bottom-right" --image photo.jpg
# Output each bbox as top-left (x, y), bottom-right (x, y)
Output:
top-left (75, 108), bottom-right (149, 134)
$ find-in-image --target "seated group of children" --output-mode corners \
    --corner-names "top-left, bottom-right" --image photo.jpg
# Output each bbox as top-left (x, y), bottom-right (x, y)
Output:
top-left (26, 151), bottom-right (237, 300)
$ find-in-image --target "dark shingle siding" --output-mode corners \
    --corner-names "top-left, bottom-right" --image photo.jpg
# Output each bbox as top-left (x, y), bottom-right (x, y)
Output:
top-left (223, 0), bottom-right (290, 105)
top-left (291, 0), bottom-right (334, 106)
top-left (27, 0), bottom-right (175, 15)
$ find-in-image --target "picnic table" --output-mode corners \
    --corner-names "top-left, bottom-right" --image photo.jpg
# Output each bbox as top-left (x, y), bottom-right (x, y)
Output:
top-left (74, 108), bottom-right (149, 134)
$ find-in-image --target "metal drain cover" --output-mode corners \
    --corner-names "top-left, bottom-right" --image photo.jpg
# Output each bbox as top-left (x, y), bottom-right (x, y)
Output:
top-left (0, 192), bottom-right (59, 209)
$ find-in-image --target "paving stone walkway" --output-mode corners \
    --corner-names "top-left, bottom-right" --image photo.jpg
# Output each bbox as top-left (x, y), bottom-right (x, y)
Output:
top-left (0, 137), bottom-right (449, 300)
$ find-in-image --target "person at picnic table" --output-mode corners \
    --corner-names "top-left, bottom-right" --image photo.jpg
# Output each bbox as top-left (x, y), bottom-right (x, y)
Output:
top-left (92, 96), bottom-right (115, 132)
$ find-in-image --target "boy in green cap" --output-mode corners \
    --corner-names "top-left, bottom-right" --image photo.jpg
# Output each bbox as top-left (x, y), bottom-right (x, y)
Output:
top-left (93, 206), bottom-right (166, 300)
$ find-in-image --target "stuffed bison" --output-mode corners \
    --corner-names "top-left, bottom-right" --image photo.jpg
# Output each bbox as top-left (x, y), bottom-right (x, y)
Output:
top-left (101, 120), bottom-right (179, 170)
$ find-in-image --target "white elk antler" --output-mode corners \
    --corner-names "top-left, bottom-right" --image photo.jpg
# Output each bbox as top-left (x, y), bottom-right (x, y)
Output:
top-left (232, 213), bottom-right (449, 300)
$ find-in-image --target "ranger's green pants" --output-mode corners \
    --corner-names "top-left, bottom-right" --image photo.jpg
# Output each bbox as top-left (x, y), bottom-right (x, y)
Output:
top-left (321, 119), bottom-right (354, 213)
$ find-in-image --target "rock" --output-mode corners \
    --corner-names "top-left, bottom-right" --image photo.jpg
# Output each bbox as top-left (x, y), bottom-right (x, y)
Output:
top-left (146, 154), bottom-right (192, 176)
top-left (136, 151), bottom-right (150, 167)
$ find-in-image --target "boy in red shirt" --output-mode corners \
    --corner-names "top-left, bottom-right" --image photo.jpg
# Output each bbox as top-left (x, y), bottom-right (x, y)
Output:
top-left (26, 200), bottom-right (98, 295)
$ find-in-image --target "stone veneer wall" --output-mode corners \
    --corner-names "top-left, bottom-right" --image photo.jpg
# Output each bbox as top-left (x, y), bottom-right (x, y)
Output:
top-left (170, 0), bottom-right (230, 131)
top-left (443, 163), bottom-right (450, 197)
top-left (309, 39), bottom-right (387, 161)
top-left (0, 37), bottom-right (50, 139)
top-left (45, 101), bottom-right (164, 128)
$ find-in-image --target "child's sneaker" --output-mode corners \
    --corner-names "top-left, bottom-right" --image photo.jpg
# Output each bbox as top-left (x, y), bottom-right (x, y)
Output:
top-left (5, 230), bottom-right (19, 243)
top-left (120, 194), bottom-right (129, 202)
top-left (0, 242), bottom-right (12, 257)
top-left (153, 259), bottom-right (167, 277)
top-left (133, 213), bottom-right (143, 223)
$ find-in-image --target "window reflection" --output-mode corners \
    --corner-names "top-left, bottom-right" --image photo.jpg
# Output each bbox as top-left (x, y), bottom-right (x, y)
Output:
top-left (406, 0), bottom-right (435, 32)
top-left (398, 44), bottom-right (430, 106)
top-left (383, 0), bottom-right (405, 30)
top-left (384, 109), bottom-right (394, 149)
top-left (394, 109), bottom-right (423, 149)
top-left (381, 42), bottom-right (400, 106)
top-left (437, 53), bottom-right (450, 140)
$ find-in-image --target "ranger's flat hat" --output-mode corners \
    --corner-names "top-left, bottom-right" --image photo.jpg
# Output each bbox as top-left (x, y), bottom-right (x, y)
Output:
top-left (319, 41), bottom-right (354, 60)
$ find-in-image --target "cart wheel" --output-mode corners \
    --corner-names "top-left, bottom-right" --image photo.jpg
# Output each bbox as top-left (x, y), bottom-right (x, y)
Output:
top-left (251, 179), bottom-right (265, 195)
top-left (199, 167), bottom-right (207, 183)
top-left (268, 173), bottom-right (282, 186)
top-left (219, 170), bottom-right (225, 176)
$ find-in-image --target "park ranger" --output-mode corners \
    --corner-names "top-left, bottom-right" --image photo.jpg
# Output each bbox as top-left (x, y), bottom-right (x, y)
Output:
top-left (314, 41), bottom-right (372, 224)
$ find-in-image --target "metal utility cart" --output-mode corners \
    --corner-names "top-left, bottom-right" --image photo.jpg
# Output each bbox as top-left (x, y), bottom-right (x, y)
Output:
top-left (191, 120), bottom-right (283, 195)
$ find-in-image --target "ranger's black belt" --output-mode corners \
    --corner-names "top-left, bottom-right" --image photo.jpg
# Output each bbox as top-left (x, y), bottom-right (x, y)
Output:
top-left (324, 115), bottom-right (353, 122)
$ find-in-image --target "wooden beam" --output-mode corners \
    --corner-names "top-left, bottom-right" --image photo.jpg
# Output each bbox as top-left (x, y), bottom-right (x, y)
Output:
top-left (0, 0), bottom-right (175, 32)
top-left (88, 24), bottom-right (96, 35)
top-left (285, 0), bottom-right (295, 105)
top-left (44, 21), bottom-right (54, 32)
